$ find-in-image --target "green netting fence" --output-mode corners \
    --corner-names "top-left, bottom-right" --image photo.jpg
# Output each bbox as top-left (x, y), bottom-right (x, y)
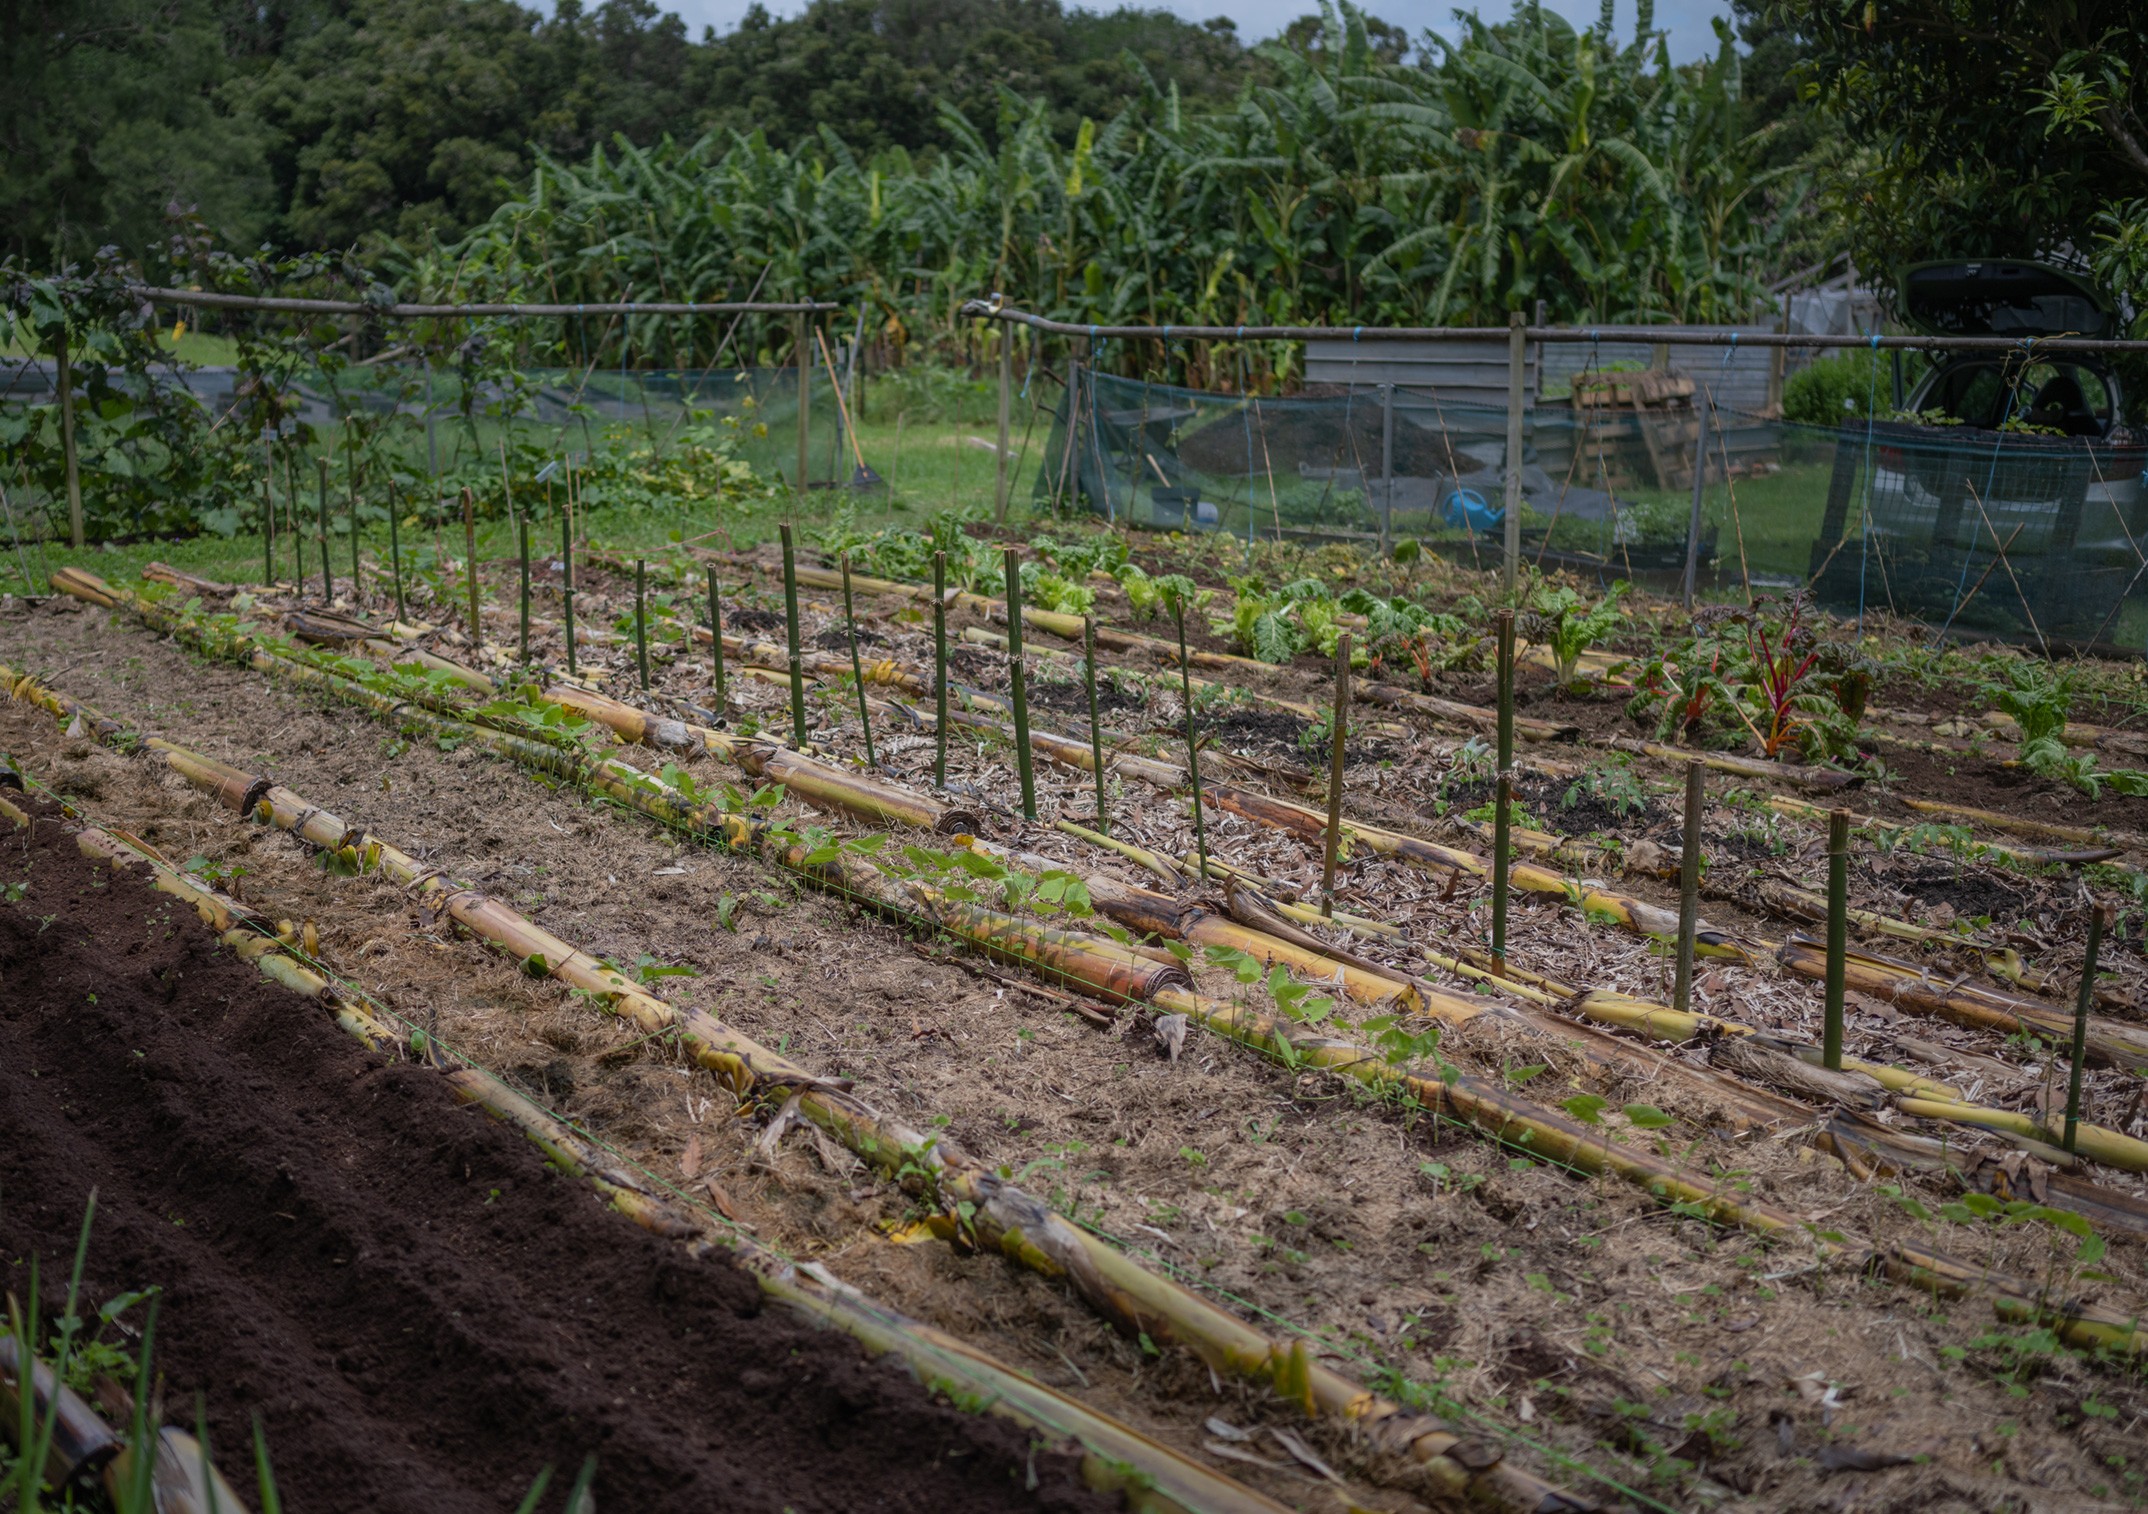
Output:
top-left (1034, 367), bottom-right (2148, 650)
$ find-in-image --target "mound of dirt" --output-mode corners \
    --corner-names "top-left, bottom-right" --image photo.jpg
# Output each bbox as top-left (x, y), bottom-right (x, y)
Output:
top-left (1176, 405), bottom-right (1483, 480)
top-left (0, 796), bottom-right (1108, 1514)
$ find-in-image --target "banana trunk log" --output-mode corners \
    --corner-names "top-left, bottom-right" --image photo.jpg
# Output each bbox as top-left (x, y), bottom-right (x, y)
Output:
top-left (1767, 794), bottom-right (2122, 867)
top-left (1775, 936), bottom-right (2148, 1072)
top-left (1206, 781), bottom-right (1752, 959)
top-left (1126, 977), bottom-right (2143, 1357)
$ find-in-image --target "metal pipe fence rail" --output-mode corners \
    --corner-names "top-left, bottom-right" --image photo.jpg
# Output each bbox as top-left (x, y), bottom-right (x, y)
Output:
top-left (960, 300), bottom-right (2148, 651)
top-left (14, 288), bottom-right (852, 545)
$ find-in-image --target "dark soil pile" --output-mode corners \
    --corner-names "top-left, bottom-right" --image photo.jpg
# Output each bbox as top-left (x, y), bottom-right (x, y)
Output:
top-left (0, 795), bottom-right (1110, 1514)
top-left (1027, 676), bottom-right (1147, 717)
top-left (728, 606), bottom-right (786, 634)
top-left (1177, 405), bottom-right (1483, 479)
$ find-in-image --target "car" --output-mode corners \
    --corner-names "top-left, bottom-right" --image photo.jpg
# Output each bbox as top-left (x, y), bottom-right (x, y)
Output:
top-left (1896, 259), bottom-right (2127, 438)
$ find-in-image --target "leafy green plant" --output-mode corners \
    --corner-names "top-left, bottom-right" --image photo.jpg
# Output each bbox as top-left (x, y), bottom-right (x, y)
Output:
top-left (1522, 579), bottom-right (1626, 688)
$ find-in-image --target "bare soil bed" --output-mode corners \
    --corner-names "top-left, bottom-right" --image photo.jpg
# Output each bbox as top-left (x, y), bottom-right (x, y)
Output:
top-left (0, 786), bottom-right (1106, 1514)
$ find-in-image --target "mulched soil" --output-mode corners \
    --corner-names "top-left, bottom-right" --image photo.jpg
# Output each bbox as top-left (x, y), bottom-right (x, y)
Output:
top-left (0, 791), bottom-right (1107, 1514)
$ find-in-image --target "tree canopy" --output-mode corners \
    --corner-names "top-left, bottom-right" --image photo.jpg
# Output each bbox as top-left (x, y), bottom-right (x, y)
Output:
top-left (1787, 0), bottom-right (2147, 324)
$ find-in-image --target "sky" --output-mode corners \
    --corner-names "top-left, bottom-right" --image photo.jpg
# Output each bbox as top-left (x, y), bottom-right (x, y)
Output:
top-left (655, 0), bottom-right (1739, 64)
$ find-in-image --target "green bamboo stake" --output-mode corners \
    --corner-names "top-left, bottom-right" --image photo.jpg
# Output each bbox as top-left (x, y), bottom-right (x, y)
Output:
top-left (2064, 904), bottom-right (2107, 1154)
top-left (635, 557), bottom-right (650, 689)
top-left (315, 456), bottom-right (332, 601)
top-left (1491, 609), bottom-right (1515, 963)
top-left (840, 552), bottom-right (878, 768)
top-left (1321, 631), bottom-right (1351, 917)
top-left (1004, 547), bottom-right (1037, 820)
top-left (1673, 759), bottom-right (1703, 1015)
top-left (462, 487), bottom-right (482, 646)
top-left (708, 570), bottom-right (727, 709)
top-left (932, 549), bottom-right (949, 787)
top-left (346, 452), bottom-right (361, 591)
top-left (561, 505), bottom-right (577, 676)
top-left (517, 515), bottom-right (531, 666)
top-left (283, 449), bottom-right (300, 586)
top-left (259, 439), bottom-right (274, 585)
top-left (386, 480), bottom-right (406, 623)
top-left (1824, 807), bottom-right (1850, 1070)
top-left (778, 523), bottom-right (808, 745)
top-left (1172, 593), bottom-right (1208, 880)
top-left (1083, 614), bottom-right (1107, 835)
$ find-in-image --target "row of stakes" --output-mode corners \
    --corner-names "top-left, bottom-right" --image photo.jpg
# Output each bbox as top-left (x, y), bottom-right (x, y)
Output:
top-left (270, 473), bottom-right (2114, 1157)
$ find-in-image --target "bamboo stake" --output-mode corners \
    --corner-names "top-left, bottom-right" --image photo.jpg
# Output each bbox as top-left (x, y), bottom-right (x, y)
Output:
top-left (1003, 548), bottom-right (1037, 819)
top-left (841, 552), bottom-right (876, 769)
top-left (259, 439), bottom-right (274, 585)
top-left (2066, 905), bottom-right (2107, 1153)
top-left (387, 479), bottom-right (406, 623)
top-left (1491, 609), bottom-right (1515, 963)
top-left (779, 524), bottom-right (808, 745)
top-left (635, 557), bottom-right (650, 689)
top-left (933, 551), bottom-right (949, 787)
top-left (518, 515), bottom-right (531, 666)
top-left (1173, 595), bottom-right (1208, 880)
top-left (1083, 615), bottom-right (1107, 835)
top-left (56, 326), bottom-right (83, 547)
top-left (346, 448), bottom-right (361, 590)
top-left (1825, 808), bottom-right (1849, 1071)
top-left (1321, 632), bottom-right (1350, 917)
top-left (284, 448), bottom-right (301, 586)
top-left (315, 456), bottom-right (332, 600)
top-left (1673, 760), bottom-right (1703, 1015)
top-left (708, 569), bottom-right (727, 709)
top-left (560, 502), bottom-right (577, 676)
top-left (462, 487), bottom-right (481, 643)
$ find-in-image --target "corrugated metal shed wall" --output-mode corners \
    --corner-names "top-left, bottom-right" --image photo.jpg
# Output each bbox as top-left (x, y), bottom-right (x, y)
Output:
top-left (1304, 325), bottom-right (1811, 417)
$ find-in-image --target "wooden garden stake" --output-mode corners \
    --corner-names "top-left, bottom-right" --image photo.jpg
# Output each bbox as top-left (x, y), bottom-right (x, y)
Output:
top-left (517, 515), bottom-right (531, 666)
top-left (841, 552), bottom-right (876, 768)
top-left (461, 487), bottom-right (481, 643)
top-left (708, 570), bottom-right (727, 709)
top-left (1321, 632), bottom-right (1352, 917)
top-left (1083, 614), bottom-right (1107, 835)
top-left (386, 479), bottom-right (406, 623)
top-left (560, 505), bottom-right (577, 676)
top-left (1824, 807), bottom-right (1850, 1070)
top-left (1173, 594), bottom-right (1209, 880)
top-left (2065, 905), bottom-right (2109, 1154)
top-left (932, 550), bottom-right (949, 787)
top-left (1673, 760), bottom-right (1704, 1015)
top-left (315, 456), bottom-right (333, 600)
top-left (1491, 610), bottom-right (1515, 962)
top-left (634, 557), bottom-right (650, 689)
top-left (779, 523), bottom-right (808, 744)
top-left (1003, 547), bottom-right (1037, 820)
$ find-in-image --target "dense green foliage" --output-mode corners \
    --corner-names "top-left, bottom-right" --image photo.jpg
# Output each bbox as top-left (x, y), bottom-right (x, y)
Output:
top-left (419, 3), bottom-right (1794, 378)
top-left (2, 0), bottom-right (1255, 263)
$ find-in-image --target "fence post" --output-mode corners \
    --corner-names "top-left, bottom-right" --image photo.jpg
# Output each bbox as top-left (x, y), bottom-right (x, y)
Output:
top-left (995, 321), bottom-right (1013, 523)
top-left (794, 313), bottom-right (811, 496)
top-left (55, 328), bottom-right (83, 548)
top-left (1680, 393), bottom-right (1711, 609)
top-left (1378, 383), bottom-right (1394, 556)
top-left (1502, 312), bottom-right (1525, 597)
top-left (1767, 292), bottom-right (1790, 416)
